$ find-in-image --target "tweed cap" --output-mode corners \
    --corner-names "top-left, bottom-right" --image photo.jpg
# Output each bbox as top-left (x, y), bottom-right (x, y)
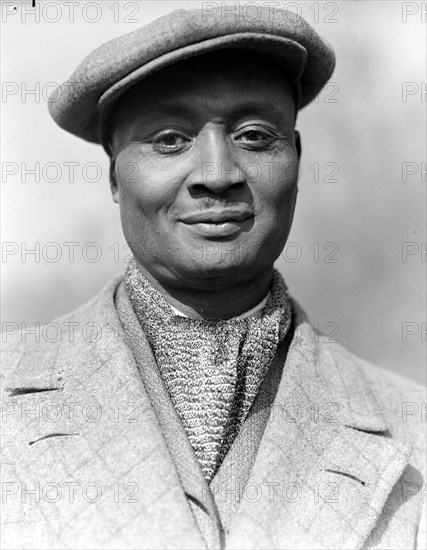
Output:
top-left (48, 7), bottom-right (335, 150)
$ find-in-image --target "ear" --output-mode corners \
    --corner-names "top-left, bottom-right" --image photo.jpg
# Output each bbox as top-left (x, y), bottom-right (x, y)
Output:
top-left (295, 130), bottom-right (302, 160)
top-left (109, 157), bottom-right (119, 204)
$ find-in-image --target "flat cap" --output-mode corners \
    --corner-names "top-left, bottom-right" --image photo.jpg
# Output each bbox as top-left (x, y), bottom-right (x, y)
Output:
top-left (48, 7), bottom-right (335, 151)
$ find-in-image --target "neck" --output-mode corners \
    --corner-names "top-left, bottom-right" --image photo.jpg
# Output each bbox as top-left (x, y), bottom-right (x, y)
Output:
top-left (133, 261), bottom-right (274, 320)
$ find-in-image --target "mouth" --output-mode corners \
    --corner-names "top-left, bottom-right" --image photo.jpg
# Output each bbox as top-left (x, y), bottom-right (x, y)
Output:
top-left (180, 209), bottom-right (254, 224)
top-left (179, 210), bottom-right (254, 237)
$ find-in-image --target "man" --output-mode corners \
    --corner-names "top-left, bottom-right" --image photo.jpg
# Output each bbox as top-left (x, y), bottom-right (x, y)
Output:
top-left (1, 7), bottom-right (425, 550)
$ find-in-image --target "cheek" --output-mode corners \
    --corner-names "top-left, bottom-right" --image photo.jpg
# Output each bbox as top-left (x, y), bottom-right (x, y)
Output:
top-left (115, 150), bottom-right (177, 223)
top-left (253, 151), bottom-right (299, 219)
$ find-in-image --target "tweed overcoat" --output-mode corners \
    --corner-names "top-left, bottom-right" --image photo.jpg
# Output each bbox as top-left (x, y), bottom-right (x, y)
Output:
top-left (1, 275), bottom-right (425, 550)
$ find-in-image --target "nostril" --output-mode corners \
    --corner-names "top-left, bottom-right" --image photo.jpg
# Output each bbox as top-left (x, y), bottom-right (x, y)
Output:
top-left (190, 187), bottom-right (245, 202)
top-left (184, 159), bottom-right (247, 195)
top-left (191, 183), bottom-right (213, 195)
top-left (189, 179), bottom-right (245, 196)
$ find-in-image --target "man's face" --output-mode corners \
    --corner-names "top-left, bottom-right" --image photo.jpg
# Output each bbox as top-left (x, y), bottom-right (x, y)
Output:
top-left (109, 51), bottom-right (300, 290)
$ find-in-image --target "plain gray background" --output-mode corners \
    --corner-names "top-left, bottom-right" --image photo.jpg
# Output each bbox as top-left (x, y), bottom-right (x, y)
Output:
top-left (1, 0), bottom-right (425, 384)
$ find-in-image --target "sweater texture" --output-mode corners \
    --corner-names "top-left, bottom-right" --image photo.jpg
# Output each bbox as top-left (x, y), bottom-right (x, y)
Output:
top-left (125, 259), bottom-right (292, 480)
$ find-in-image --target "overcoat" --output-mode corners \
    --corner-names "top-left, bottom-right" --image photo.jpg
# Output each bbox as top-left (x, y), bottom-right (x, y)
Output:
top-left (1, 275), bottom-right (425, 550)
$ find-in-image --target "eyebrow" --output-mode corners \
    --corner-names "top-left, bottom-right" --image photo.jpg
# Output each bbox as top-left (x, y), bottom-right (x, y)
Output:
top-left (230, 100), bottom-right (291, 124)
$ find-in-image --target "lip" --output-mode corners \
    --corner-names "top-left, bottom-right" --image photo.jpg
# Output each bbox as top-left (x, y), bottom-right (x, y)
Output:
top-left (180, 209), bottom-right (254, 224)
top-left (181, 220), bottom-right (252, 237)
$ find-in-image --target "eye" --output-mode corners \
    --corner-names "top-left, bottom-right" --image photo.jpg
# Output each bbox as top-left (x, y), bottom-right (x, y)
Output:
top-left (151, 129), bottom-right (193, 153)
top-left (233, 125), bottom-right (281, 150)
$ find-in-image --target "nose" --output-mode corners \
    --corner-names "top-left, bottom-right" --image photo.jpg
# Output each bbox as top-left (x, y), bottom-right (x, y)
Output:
top-left (185, 126), bottom-right (246, 194)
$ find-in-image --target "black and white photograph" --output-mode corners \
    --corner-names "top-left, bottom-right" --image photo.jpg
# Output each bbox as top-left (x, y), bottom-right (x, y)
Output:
top-left (1, 1), bottom-right (426, 548)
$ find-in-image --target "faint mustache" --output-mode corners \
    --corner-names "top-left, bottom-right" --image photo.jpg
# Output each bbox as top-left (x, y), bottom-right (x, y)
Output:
top-left (198, 197), bottom-right (241, 210)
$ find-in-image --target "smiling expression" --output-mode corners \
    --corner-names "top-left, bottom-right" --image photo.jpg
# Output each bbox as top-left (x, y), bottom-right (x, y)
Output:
top-left (108, 50), bottom-right (301, 290)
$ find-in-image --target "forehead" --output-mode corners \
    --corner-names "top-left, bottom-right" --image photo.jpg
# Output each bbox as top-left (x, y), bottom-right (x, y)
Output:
top-left (107, 50), bottom-right (297, 143)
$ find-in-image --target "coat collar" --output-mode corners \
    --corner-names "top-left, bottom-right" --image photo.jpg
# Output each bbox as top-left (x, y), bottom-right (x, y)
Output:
top-left (4, 278), bottom-right (412, 549)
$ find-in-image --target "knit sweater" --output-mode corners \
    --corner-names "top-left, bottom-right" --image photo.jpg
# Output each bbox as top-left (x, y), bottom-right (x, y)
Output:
top-left (125, 259), bottom-right (292, 480)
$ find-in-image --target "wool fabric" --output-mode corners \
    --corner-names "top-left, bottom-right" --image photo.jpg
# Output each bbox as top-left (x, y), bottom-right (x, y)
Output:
top-left (125, 258), bottom-right (292, 480)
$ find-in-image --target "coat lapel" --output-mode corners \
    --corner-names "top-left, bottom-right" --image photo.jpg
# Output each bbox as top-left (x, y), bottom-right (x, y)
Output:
top-left (3, 280), bottom-right (413, 550)
top-left (115, 280), bottom-right (221, 548)
top-left (2, 277), bottom-right (205, 549)
top-left (227, 299), bottom-right (412, 550)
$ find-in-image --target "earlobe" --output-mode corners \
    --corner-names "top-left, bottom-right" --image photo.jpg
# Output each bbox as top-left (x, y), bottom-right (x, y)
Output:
top-left (109, 159), bottom-right (119, 203)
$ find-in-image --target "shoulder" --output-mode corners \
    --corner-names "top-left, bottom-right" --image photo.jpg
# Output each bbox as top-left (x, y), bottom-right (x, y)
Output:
top-left (356, 356), bottom-right (425, 407)
top-left (322, 329), bottom-right (425, 394)
top-left (290, 297), bottom-right (425, 462)
top-left (290, 297), bottom-right (425, 419)
top-left (351, 353), bottom-right (425, 440)
top-left (322, 339), bottom-right (426, 461)
top-left (0, 274), bottom-right (124, 388)
top-left (325, 340), bottom-right (425, 417)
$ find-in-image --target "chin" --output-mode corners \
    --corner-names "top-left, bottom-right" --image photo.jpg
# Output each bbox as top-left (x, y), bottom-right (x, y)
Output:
top-left (171, 256), bottom-right (262, 285)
